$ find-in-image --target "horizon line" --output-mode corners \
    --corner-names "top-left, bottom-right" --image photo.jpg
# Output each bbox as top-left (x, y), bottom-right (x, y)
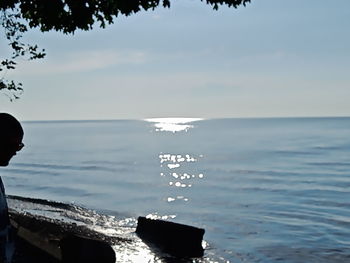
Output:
top-left (20, 115), bottom-right (350, 123)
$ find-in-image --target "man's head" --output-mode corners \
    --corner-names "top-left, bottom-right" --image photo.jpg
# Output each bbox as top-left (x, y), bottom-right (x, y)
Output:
top-left (0, 113), bottom-right (24, 166)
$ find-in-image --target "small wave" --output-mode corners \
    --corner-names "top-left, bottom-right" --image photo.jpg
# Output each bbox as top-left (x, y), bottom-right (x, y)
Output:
top-left (16, 184), bottom-right (97, 198)
top-left (259, 246), bottom-right (350, 263)
top-left (12, 162), bottom-right (118, 172)
top-left (274, 150), bottom-right (320, 156)
top-left (306, 162), bottom-right (350, 167)
top-left (266, 210), bottom-right (350, 229)
top-left (204, 167), bottom-right (348, 179)
top-left (4, 168), bottom-right (60, 176)
top-left (312, 144), bottom-right (350, 151)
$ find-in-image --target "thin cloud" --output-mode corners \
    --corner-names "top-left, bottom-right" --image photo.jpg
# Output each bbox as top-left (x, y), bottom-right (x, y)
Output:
top-left (12, 49), bottom-right (148, 76)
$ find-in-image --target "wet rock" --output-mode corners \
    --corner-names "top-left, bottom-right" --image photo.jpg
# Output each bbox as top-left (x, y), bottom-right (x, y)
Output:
top-left (136, 216), bottom-right (205, 258)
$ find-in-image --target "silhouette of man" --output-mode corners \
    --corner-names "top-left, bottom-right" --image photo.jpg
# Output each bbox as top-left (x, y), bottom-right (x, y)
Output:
top-left (0, 113), bottom-right (24, 263)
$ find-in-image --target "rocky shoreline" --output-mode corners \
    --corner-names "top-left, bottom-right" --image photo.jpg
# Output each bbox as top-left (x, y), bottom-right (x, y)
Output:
top-left (10, 210), bottom-right (122, 263)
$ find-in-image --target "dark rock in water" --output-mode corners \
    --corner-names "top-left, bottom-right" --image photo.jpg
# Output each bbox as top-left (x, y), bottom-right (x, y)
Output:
top-left (136, 216), bottom-right (205, 258)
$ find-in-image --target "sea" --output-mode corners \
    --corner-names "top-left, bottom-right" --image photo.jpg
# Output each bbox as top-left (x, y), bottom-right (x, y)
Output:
top-left (2, 117), bottom-right (350, 263)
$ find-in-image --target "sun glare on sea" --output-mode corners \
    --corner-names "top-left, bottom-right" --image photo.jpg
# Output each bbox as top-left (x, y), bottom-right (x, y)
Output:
top-left (145, 118), bottom-right (203, 132)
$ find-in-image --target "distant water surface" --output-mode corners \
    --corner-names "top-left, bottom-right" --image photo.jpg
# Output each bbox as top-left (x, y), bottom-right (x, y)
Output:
top-left (2, 117), bottom-right (350, 262)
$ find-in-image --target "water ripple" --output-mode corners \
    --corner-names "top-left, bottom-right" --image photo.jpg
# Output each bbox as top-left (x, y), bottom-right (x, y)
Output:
top-left (12, 162), bottom-right (118, 172)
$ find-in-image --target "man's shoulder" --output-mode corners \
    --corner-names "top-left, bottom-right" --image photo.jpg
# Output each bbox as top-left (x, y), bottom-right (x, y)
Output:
top-left (0, 177), bottom-right (5, 194)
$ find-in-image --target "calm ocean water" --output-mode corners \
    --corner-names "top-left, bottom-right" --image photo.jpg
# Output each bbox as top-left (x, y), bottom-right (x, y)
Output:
top-left (2, 117), bottom-right (350, 262)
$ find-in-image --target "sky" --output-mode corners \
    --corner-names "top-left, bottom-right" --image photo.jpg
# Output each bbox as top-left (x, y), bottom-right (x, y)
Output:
top-left (1, 0), bottom-right (350, 121)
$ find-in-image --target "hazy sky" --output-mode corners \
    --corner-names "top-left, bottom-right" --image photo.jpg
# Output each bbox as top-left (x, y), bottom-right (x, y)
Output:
top-left (1, 0), bottom-right (350, 121)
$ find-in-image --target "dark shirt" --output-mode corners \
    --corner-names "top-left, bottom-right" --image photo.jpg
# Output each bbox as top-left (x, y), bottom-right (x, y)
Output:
top-left (0, 177), bottom-right (14, 263)
top-left (0, 178), bottom-right (9, 228)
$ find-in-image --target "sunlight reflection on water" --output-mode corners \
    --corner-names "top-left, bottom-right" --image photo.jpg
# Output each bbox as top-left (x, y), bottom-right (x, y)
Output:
top-left (145, 118), bottom-right (203, 133)
top-left (146, 118), bottom-right (206, 205)
top-left (159, 153), bottom-right (205, 203)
